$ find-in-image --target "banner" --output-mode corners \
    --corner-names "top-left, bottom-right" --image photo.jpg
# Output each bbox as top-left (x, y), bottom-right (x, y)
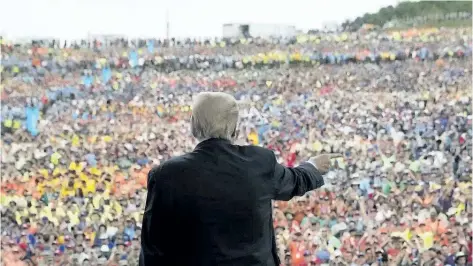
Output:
top-left (129, 51), bottom-right (138, 67)
top-left (147, 40), bottom-right (154, 53)
top-left (102, 67), bottom-right (112, 83)
top-left (83, 76), bottom-right (93, 88)
top-left (420, 47), bottom-right (428, 59)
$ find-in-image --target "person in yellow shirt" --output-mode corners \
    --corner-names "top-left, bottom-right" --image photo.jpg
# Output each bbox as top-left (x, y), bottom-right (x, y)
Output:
top-left (14, 208), bottom-right (29, 225)
top-left (89, 167), bottom-right (102, 176)
top-left (12, 120), bottom-right (21, 130)
top-left (39, 207), bottom-right (60, 226)
top-left (3, 119), bottom-right (13, 130)
top-left (69, 160), bottom-right (83, 173)
top-left (83, 178), bottom-right (96, 194)
top-left (50, 152), bottom-right (61, 165)
top-left (73, 179), bottom-right (84, 191)
top-left (60, 181), bottom-right (76, 198)
top-left (71, 134), bottom-right (80, 147)
top-left (92, 194), bottom-right (104, 209)
top-left (38, 169), bottom-right (49, 178)
top-left (247, 129), bottom-right (259, 145)
top-left (415, 222), bottom-right (434, 251)
top-left (84, 228), bottom-right (96, 246)
top-left (66, 203), bottom-right (81, 226)
top-left (312, 140), bottom-right (323, 152)
top-left (49, 176), bottom-right (62, 188)
top-left (112, 199), bottom-right (123, 215)
top-left (52, 167), bottom-right (66, 177)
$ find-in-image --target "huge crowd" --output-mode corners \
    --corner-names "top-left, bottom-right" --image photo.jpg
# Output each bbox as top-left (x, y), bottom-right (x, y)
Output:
top-left (0, 27), bottom-right (472, 266)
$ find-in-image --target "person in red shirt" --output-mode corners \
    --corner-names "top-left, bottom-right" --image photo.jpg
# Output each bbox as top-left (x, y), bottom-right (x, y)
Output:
top-left (286, 152), bottom-right (296, 168)
top-left (289, 238), bottom-right (305, 266)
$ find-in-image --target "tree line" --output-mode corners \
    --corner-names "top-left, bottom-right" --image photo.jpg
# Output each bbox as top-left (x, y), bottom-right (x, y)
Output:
top-left (342, 1), bottom-right (472, 31)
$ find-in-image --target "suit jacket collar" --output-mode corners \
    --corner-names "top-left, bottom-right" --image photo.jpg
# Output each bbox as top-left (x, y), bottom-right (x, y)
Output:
top-left (194, 138), bottom-right (231, 151)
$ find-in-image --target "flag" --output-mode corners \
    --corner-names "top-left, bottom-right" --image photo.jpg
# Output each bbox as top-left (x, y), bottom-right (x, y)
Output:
top-left (102, 68), bottom-right (112, 83)
top-left (129, 51), bottom-right (138, 67)
top-left (83, 76), bottom-right (93, 88)
top-left (147, 40), bottom-right (154, 53)
top-left (25, 106), bottom-right (40, 136)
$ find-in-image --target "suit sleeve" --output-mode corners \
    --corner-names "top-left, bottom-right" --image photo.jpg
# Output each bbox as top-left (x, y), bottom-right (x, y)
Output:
top-left (271, 154), bottom-right (325, 201)
top-left (140, 165), bottom-right (169, 265)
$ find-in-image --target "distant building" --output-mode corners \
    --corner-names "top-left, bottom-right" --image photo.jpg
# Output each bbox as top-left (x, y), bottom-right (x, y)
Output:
top-left (222, 23), bottom-right (297, 38)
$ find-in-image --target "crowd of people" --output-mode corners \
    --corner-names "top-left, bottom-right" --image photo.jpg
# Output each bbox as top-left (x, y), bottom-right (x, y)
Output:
top-left (0, 26), bottom-right (472, 266)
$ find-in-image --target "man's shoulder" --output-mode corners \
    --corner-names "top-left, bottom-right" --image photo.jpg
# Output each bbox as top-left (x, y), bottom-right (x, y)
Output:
top-left (172, 145), bottom-right (275, 162)
top-left (149, 145), bottom-right (277, 177)
top-left (233, 144), bottom-right (278, 168)
top-left (148, 154), bottom-right (190, 176)
top-left (148, 153), bottom-right (204, 178)
top-left (236, 144), bottom-right (276, 156)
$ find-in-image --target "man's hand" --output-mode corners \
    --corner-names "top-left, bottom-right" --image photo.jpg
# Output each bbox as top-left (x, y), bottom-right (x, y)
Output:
top-left (308, 153), bottom-right (343, 174)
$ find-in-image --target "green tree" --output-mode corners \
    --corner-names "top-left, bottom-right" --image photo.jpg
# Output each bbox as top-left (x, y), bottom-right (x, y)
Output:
top-left (345, 1), bottom-right (472, 31)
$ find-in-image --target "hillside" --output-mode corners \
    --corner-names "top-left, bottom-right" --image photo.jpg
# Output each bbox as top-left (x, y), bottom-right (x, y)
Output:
top-left (343, 1), bottom-right (472, 31)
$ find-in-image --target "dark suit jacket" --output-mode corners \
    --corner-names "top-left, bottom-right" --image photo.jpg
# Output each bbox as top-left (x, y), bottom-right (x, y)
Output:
top-left (140, 138), bottom-right (324, 266)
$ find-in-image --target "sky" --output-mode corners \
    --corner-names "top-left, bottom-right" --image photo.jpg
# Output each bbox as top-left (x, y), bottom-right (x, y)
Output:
top-left (0, 0), bottom-right (399, 40)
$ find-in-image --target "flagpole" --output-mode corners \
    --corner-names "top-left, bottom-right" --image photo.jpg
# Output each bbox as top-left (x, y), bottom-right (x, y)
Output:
top-left (166, 9), bottom-right (170, 40)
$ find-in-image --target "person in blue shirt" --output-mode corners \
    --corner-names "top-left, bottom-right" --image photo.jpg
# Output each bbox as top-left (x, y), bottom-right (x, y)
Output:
top-left (124, 219), bottom-right (136, 240)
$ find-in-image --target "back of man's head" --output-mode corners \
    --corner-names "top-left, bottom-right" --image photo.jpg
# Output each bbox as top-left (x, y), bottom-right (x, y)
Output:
top-left (191, 92), bottom-right (239, 142)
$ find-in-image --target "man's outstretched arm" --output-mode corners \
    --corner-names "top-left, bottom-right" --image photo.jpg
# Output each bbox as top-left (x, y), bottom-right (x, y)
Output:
top-left (272, 153), bottom-right (342, 201)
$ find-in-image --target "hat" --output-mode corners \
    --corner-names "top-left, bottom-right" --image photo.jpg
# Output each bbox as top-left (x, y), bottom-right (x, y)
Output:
top-left (333, 250), bottom-right (342, 258)
top-left (446, 207), bottom-right (457, 216)
top-left (100, 245), bottom-right (110, 253)
top-left (331, 223), bottom-right (348, 235)
top-left (296, 197), bottom-right (307, 202)
top-left (354, 231), bottom-right (364, 237)
top-left (456, 252), bottom-right (467, 260)
top-left (390, 232), bottom-right (403, 238)
top-left (97, 257), bottom-right (108, 265)
top-left (78, 253), bottom-right (90, 264)
top-left (74, 231), bottom-right (85, 238)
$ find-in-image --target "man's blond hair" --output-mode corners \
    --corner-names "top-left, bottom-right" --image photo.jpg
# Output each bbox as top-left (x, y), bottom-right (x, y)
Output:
top-left (191, 92), bottom-right (239, 141)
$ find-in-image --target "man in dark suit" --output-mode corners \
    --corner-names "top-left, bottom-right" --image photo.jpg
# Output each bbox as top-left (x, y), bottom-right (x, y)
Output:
top-left (140, 92), bottom-right (341, 266)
